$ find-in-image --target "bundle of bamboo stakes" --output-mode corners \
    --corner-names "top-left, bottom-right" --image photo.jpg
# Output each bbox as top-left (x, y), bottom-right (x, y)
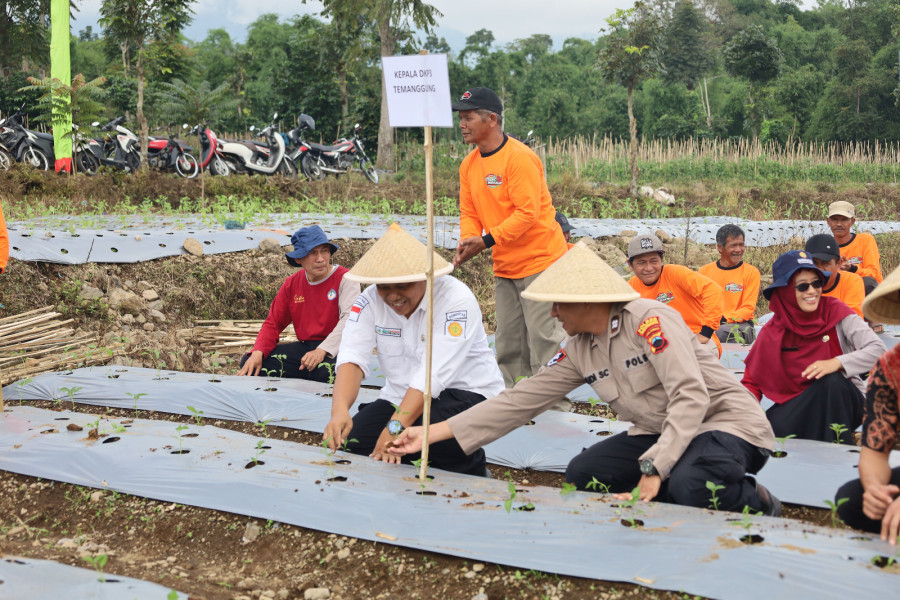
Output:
top-left (0, 307), bottom-right (124, 385)
top-left (182, 320), bottom-right (295, 353)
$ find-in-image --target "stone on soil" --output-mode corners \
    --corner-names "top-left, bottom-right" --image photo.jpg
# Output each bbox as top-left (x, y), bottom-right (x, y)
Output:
top-left (78, 285), bottom-right (103, 301)
top-left (259, 238), bottom-right (283, 253)
top-left (304, 589), bottom-right (330, 600)
top-left (183, 238), bottom-right (204, 256)
top-left (108, 288), bottom-right (143, 315)
top-left (142, 289), bottom-right (159, 302)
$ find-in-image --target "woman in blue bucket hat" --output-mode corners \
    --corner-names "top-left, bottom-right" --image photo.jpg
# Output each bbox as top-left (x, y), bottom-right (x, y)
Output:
top-left (741, 250), bottom-right (884, 443)
top-left (237, 225), bottom-right (360, 382)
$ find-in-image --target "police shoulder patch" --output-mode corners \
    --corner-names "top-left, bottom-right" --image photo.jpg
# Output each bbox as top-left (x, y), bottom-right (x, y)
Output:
top-left (547, 349), bottom-right (567, 366)
top-left (636, 316), bottom-right (669, 354)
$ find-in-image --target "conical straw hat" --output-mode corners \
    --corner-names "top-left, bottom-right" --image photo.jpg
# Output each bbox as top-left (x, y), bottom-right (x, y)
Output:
top-left (863, 263), bottom-right (900, 324)
top-left (521, 241), bottom-right (640, 303)
top-left (345, 223), bottom-right (453, 284)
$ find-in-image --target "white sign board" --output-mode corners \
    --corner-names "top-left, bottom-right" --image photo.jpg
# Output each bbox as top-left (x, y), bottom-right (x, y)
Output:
top-left (382, 54), bottom-right (453, 128)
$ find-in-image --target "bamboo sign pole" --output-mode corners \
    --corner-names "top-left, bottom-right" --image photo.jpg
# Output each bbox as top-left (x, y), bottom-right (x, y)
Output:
top-left (420, 124), bottom-right (434, 483)
top-left (380, 52), bottom-right (453, 485)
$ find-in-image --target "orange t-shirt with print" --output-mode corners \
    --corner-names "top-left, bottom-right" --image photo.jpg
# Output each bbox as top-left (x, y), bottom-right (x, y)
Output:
top-left (0, 200), bottom-right (7, 274)
top-left (698, 261), bottom-right (760, 323)
top-left (839, 232), bottom-right (883, 282)
top-left (459, 135), bottom-right (567, 279)
top-left (629, 264), bottom-right (724, 356)
top-left (823, 271), bottom-right (865, 317)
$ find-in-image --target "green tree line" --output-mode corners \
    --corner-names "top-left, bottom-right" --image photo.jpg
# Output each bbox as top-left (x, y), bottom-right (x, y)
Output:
top-left (2, 0), bottom-right (900, 165)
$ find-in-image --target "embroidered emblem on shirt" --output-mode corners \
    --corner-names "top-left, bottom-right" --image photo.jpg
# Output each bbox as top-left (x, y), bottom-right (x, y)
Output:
top-left (655, 292), bottom-right (674, 304)
top-left (610, 316), bottom-right (620, 333)
top-left (485, 174), bottom-right (503, 188)
top-left (547, 349), bottom-right (567, 366)
top-left (636, 316), bottom-right (669, 354)
top-left (375, 326), bottom-right (401, 337)
top-left (624, 353), bottom-right (649, 368)
top-left (847, 255), bottom-right (862, 265)
top-left (446, 321), bottom-right (464, 337)
top-left (724, 283), bottom-right (743, 293)
top-left (327, 289), bottom-right (337, 300)
top-left (348, 297), bottom-right (369, 322)
top-left (446, 310), bottom-right (468, 321)
top-left (584, 369), bottom-right (610, 384)
top-left (293, 295), bottom-right (305, 303)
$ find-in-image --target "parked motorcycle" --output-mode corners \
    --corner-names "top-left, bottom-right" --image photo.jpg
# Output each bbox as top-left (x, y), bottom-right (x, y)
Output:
top-left (190, 124), bottom-right (230, 175)
top-left (286, 113), bottom-right (318, 180)
top-left (301, 122), bottom-right (378, 183)
top-left (71, 121), bottom-right (100, 175)
top-left (0, 107), bottom-right (54, 170)
top-left (147, 124), bottom-right (198, 178)
top-left (218, 113), bottom-right (296, 178)
top-left (89, 117), bottom-right (141, 172)
top-left (0, 140), bottom-right (13, 170)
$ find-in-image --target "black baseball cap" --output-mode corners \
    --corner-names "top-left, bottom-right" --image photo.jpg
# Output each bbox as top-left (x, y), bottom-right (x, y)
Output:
top-left (451, 87), bottom-right (503, 115)
top-left (555, 211), bottom-right (574, 233)
top-left (805, 234), bottom-right (840, 262)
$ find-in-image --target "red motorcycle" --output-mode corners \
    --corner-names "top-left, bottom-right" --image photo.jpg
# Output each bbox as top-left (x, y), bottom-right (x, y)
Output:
top-left (146, 123), bottom-right (198, 178)
top-left (190, 124), bottom-right (231, 175)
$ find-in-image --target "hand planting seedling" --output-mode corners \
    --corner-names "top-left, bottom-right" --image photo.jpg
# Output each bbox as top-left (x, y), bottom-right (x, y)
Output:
top-left (824, 497), bottom-right (848, 528)
top-left (829, 422), bottom-right (849, 443)
top-left (706, 481), bottom-right (726, 510)
top-left (773, 434), bottom-right (795, 457)
top-left (59, 386), bottom-right (83, 410)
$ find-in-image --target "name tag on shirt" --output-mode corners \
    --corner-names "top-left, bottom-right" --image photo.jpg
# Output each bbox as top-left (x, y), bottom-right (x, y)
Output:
top-left (376, 326), bottom-right (401, 337)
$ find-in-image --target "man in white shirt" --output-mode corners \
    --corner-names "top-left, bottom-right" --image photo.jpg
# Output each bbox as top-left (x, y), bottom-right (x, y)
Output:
top-left (323, 224), bottom-right (505, 475)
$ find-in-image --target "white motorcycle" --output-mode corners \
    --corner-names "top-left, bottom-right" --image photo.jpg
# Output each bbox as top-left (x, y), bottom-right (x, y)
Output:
top-left (219, 113), bottom-right (296, 177)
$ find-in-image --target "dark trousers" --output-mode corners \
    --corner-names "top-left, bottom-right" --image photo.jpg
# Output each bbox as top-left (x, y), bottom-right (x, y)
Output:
top-left (836, 467), bottom-right (900, 533)
top-left (239, 340), bottom-right (336, 383)
top-left (714, 321), bottom-right (756, 344)
top-left (766, 372), bottom-right (863, 445)
top-left (863, 276), bottom-right (878, 296)
top-left (565, 430), bottom-right (771, 512)
top-left (346, 389), bottom-right (487, 476)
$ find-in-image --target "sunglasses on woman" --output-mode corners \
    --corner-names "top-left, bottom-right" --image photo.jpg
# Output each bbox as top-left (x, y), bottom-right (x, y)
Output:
top-left (794, 280), bottom-right (824, 292)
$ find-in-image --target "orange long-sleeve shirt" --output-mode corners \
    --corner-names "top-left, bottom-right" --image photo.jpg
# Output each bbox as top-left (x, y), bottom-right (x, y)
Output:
top-left (823, 271), bottom-right (865, 317)
top-left (698, 260), bottom-right (760, 323)
top-left (0, 201), bottom-right (7, 274)
top-left (628, 264), bottom-right (724, 355)
top-left (839, 232), bottom-right (883, 282)
top-left (459, 135), bottom-right (567, 279)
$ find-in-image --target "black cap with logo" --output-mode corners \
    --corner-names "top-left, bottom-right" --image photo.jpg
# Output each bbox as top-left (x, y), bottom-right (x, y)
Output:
top-left (805, 233), bottom-right (840, 262)
top-left (451, 87), bottom-right (503, 115)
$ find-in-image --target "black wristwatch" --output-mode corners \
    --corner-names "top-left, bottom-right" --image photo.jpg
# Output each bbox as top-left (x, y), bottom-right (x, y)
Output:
top-left (640, 459), bottom-right (658, 477)
top-left (387, 419), bottom-right (405, 436)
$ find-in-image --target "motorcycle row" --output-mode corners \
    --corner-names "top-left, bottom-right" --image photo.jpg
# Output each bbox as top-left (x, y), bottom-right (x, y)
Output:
top-left (0, 110), bottom-right (378, 183)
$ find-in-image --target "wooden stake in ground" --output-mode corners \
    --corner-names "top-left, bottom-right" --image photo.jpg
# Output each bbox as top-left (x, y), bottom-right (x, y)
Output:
top-left (420, 124), bottom-right (434, 483)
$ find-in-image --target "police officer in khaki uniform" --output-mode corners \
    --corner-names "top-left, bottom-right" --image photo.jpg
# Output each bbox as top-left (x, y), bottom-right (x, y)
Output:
top-left (388, 242), bottom-right (781, 515)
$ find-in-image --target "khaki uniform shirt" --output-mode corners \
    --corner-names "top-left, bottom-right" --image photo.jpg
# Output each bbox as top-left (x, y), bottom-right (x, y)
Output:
top-left (448, 299), bottom-right (774, 480)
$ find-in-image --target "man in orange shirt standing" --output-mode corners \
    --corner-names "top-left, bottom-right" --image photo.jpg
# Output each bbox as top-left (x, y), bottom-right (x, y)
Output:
top-left (451, 87), bottom-right (569, 390)
top-left (805, 234), bottom-right (865, 317)
top-left (628, 234), bottom-right (724, 357)
top-left (826, 201), bottom-right (883, 295)
top-left (0, 200), bottom-right (7, 276)
top-left (699, 224), bottom-right (760, 344)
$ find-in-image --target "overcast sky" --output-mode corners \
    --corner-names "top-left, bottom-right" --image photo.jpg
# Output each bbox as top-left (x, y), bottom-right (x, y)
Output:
top-left (72, 0), bottom-right (619, 51)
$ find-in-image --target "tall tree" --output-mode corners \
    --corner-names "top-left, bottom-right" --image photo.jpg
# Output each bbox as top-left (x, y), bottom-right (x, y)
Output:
top-left (723, 24), bottom-right (783, 136)
top-left (662, 0), bottom-right (713, 89)
top-left (307, 0), bottom-right (442, 171)
top-left (598, 2), bottom-right (663, 195)
top-left (0, 0), bottom-right (50, 76)
top-left (99, 0), bottom-right (194, 167)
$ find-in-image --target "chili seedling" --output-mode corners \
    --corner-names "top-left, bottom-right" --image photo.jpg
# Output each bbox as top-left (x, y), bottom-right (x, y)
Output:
top-left (126, 392), bottom-right (147, 415)
top-left (59, 386), bottom-right (83, 410)
top-left (829, 423), bottom-right (849, 443)
top-left (560, 482), bottom-right (577, 496)
top-left (252, 439), bottom-right (267, 465)
top-left (174, 424), bottom-right (188, 453)
top-left (585, 477), bottom-right (610, 494)
top-left (187, 405), bottom-right (204, 426)
top-left (706, 481), bottom-right (726, 510)
top-left (317, 361), bottom-right (336, 384)
top-left (773, 434), bottom-right (795, 457)
top-left (823, 497), bottom-right (848, 528)
top-left (82, 553), bottom-right (108, 582)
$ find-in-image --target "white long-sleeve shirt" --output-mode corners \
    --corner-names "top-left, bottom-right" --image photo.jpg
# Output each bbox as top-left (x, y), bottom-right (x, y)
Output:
top-left (336, 276), bottom-right (505, 403)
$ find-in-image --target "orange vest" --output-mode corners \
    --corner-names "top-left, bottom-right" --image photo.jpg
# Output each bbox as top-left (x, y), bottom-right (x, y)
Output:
top-left (629, 264), bottom-right (724, 356)
top-left (459, 136), bottom-right (567, 279)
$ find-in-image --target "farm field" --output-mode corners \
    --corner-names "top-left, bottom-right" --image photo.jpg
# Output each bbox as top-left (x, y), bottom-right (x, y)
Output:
top-left (1, 154), bottom-right (899, 599)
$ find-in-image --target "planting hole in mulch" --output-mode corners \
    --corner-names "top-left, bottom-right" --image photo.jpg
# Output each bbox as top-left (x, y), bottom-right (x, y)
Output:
top-left (40, 429), bottom-right (58, 434)
top-left (335, 459), bottom-right (351, 465)
top-left (740, 534), bottom-right (765, 545)
top-left (596, 431), bottom-right (613, 436)
top-left (516, 504), bottom-right (536, 512)
top-left (415, 490), bottom-right (437, 496)
top-left (847, 449), bottom-right (860, 453)
top-left (525, 420), bottom-right (536, 426)
top-left (152, 377), bottom-right (170, 381)
top-left (208, 379), bottom-right (221, 383)
top-left (244, 461), bottom-right (264, 469)
top-left (850, 536), bottom-right (873, 541)
top-left (871, 556), bottom-right (898, 568)
top-left (182, 433), bottom-right (199, 438)
top-left (107, 374), bottom-right (120, 379)
top-left (327, 476), bottom-right (348, 482)
top-left (54, 417), bottom-right (69, 421)
top-left (620, 519), bottom-right (644, 527)
top-left (115, 369), bottom-right (128, 373)
top-left (773, 451), bottom-right (788, 458)
top-left (264, 388), bottom-right (277, 392)
top-left (170, 449), bottom-right (190, 455)
top-left (102, 437), bottom-right (121, 444)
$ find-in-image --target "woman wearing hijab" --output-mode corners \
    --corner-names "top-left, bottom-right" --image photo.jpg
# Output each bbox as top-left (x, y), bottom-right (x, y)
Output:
top-left (742, 250), bottom-right (885, 444)
top-left (836, 264), bottom-right (900, 543)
